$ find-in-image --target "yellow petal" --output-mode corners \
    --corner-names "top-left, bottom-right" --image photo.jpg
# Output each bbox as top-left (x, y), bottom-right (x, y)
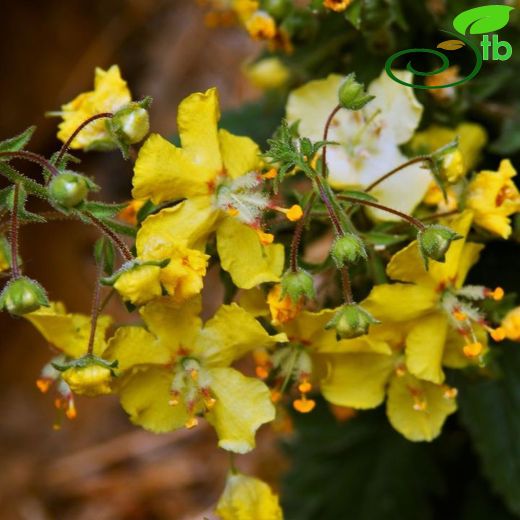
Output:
top-left (219, 129), bottom-right (260, 179)
top-left (132, 133), bottom-right (214, 203)
top-left (281, 309), bottom-right (339, 353)
top-left (362, 284), bottom-right (437, 322)
top-left (140, 296), bottom-right (202, 356)
top-left (113, 264), bottom-right (162, 305)
top-left (136, 197), bottom-right (219, 253)
top-left (237, 287), bottom-right (270, 318)
top-left (386, 240), bottom-right (434, 287)
top-left (405, 312), bottom-right (448, 384)
top-left (178, 88), bottom-right (222, 173)
top-left (205, 367), bottom-right (275, 453)
top-left (119, 367), bottom-right (188, 433)
top-left (194, 303), bottom-right (285, 366)
top-left (386, 373), bottom-right (457, 442)
top-left (454, 242), bottom-right (484, 289)
top-left (58, 65), bottom-right (131, 148)
top-left (320, 352), bottom-right (395, 408)
top-left (216, 217), bottom-right (284, 289)
top-left (104, 326), bottom-right (171, 371)
top-left (25, 302), bottom-right (112, 357)
top-left (216, 473), bottom-right (283, 520)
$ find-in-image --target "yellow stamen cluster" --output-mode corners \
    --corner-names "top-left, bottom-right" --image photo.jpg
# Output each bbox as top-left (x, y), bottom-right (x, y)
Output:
top-left (245, 11), bottom-right (277, 40)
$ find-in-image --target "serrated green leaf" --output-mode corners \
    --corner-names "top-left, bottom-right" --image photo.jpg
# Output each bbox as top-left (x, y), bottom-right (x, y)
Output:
top-left (100, 218), bottom-right (137, 237)
top-left (283, 404), bottom-right (442, 520)
top-left (0, 126), bottom-right (36, 153)
top-left (456, 344), bottom-right (520, 515)
top-left (453, 5), bottom-right (514, 35)
top-left (0, 162), bottom-right (48, 199)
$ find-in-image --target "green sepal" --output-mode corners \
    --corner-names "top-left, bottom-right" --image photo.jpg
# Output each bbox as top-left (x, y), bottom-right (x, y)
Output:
top-left (0, 126), bottom-right (36, 153)
top-left (1, 185), bottom-right (46, 223)
top-left (340, 190), bottom-right (378, 203)
top-left (52, 353), bottom-right (119, 375)
top-left (94, 237), bottom-right (116, 276)
top-left (79, 200), bottom-right (128, 219)
top-left (0, 276), bottom-right (49, 315)
top-left (0, 162), bottom-right (48, 199)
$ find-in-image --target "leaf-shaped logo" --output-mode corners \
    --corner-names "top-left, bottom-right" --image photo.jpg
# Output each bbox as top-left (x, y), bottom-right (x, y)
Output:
top-left (453, 5), bottom-right (514, 35)
top-left (437, 39), bottom-right (465, 50)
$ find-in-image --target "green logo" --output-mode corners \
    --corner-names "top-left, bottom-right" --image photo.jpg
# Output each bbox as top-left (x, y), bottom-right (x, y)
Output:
top-left (385, 5), bottom-right (514, 89)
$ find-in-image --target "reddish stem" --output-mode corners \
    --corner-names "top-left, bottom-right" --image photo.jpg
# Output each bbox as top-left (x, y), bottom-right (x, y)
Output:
top-left (0, 150), bottom-right (60, 178)
top-left (321, 104), bottom-right (341, 179)
top-left (87, 260), bottom-right (104, 356)
top-left (10, 183), bottom-right (21, 278)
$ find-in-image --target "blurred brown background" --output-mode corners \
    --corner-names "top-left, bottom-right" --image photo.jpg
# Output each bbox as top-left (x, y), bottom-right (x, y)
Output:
top-left (0, 2), bottom-right (282, 518)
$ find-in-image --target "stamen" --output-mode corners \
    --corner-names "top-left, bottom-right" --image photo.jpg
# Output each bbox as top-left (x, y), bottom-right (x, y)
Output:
top-left (36, 377), bottom-right (52, 394)
top-left (463, 341), bottom-right (483, 358)
top-left (262, 168), bottom-right (277, 179)
top-left (395, 364), bottom-right (406, 377)
top-left (453, 309), bottom-right (468, 321)
top-left (270, 389), bottom-right (282, 403)
top-left (256, 229), bottom-right (274, 245)
top-left (185, 416), bottom-right (198, 429)
top-left (298, 378), bottom-right (312, 394)
top-left (488, 326), bottom-right (506, 342)
top-left (486, 287), bottom-right (504, 301)
top-left (293, 396), bottom-right (316, 413)
top-left (443, 386), bottom-right (458, 399)
top-left (273, 204), bottom-right (304, 222)
top-left (226, 207), bottom-right (239, 217)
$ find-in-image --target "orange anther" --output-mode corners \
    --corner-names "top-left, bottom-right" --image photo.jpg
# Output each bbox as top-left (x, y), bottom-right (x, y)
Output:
top-left (293, 397), bottom-right (316, 413)
top-left (463, 342), bottom-right (483, 358)
top-left (185, 416), bottom-right (198, 429)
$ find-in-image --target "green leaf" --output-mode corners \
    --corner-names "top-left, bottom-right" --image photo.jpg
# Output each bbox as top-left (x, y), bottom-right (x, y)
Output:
top-left (0, 162), bottom-right (48, 199)
top-left (344, 0), bottom-right (362, 29)
top-left (99, 218), bottom-right (137, 237)
top-left (340, 189), bottom-right (378, 202)
top-left (0, 126), bottom-right (36, 153)
top-left (94, 237), bottom-right (116, 276)
top-left (453, 5), bottom-right (514, 35)
top-left (283, 404), bottom-right (442, 520)
top-left (80, 201), bottom-right (128, 219)
top-left (456, 344), bottom-right (520, 515)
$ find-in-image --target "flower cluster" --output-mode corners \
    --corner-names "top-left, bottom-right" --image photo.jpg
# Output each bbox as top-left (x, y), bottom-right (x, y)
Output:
top-left (1, 62), bottom-right (518, 518)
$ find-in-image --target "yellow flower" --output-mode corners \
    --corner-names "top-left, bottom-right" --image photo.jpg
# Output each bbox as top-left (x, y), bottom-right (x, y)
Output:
top-left (62, 364), bottom-right (112, 397)
top-left (502, 307), bottom-right (520, 341)
top-left (244, 57), bottom-right (290, 90)
top-left (466, 159), bottom-right (520, 239)
top-left (57, 65), bottom-right (132, 149)
top-left (320, 322), bottom-right (458, 441)
top-left (117, 199), bottom-right (145, 225)
top-left (216, 473), bottom-right (283, 520)
top-left (105, 297), bottom-right (286, 453)
top-left (132, 88), bottom-right (284, 289)
top-left (287, 71), bottom-right (429, 219)
top-left (323, 0), bottom-right (351, 12)
top-left (410, 123), bottom-right (488, 181)
top-left (362, 211), bottom-right (489, 385)
top-left (114, 239), bottom-right (209, 306)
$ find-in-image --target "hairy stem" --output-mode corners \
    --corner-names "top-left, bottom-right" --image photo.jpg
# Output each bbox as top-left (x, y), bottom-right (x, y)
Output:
top-left (10, 183), bottom-right (21, 278)
top-left (363, 156), bottom-right (434, 193)
top-left (85, 211), bottom-right (133, 262)
top-left (0, 150), bottom-right (60, 178)
top-left (340, 267), bottom-right (353, 304)
top-left (87, 260), bottom-right (104, 356)
top-left (290, 193), bottom-right (316, 272)
top-left (338, 195), bottom-right (426, 230)
top-left (56, 112), bottom-right (114, 165)
top-left (322, 104), bottom-right (341, 178)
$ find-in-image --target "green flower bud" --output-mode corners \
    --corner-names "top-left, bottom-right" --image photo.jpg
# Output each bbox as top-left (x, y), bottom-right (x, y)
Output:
top-left (111, 104), bottom-right (150, 145)
top-left (418, 224), bottom-right (462, 269)
top-left (338, 73), bottom-right (375, 111)
top-left (0, 276), bottom-right (48, 316)
top-left (281, 269), bottom-right (315, 303)
top-left (261, 0), bottom-right (290, 20)
top-left (48, 172), bottom-right (89, 208)
top-left (331, 233), bottom-right (367, 267)
top-left (325, 304), bottom-right (379, 339)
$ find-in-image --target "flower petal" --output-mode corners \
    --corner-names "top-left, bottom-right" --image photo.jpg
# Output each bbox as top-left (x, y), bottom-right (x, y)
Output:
top-left (205, 367), bottom-right (275, 453)
top-left (219, 129), bottom-right (260, 179)
top-left (113, 264), bottom-right (162, 305)
top-left (104, 326), bottom-right (170, 371)
top-left (216, 217), bottom-right (284, 289)
top-left (386, 373), bottom-right (457, 442)
top-left (363, 284), bottom-right (437, 322)
top-left (136, 197), bottom-right (219, 253)
top-left (140, 296), bottom-right (202, 356)
top-left (216, 473), bottom-right (283, 520)
top-left (405, 312), bottom-right (448, 384)
top-left (320, 352), bottom-right (395, 408)
top-left (132, 133), bottom-right (213, 203)
top-left (195, 303), bottom-right (285, 366)
top-left (119, 367), bottom-right (188, 433)
top-left (178, 88), bottom-right (222, 173)
top-left (25, 302), bottom-right (112, 358)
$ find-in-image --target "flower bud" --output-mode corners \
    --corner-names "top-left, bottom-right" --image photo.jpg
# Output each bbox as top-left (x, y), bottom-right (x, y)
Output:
top-left (331, 233), bottom-right (367, 267)
top-left (261, 0), bottom-right (290, 20)
top-left (280, 269), bottom-right (315, 303)
top-left (48, 172), bottom-right (89, 208)
top-left (325, 304), bottom-right (379, 339)
top-left (111, 104), bottom-right (150, 145)
top-left (338, 73), bottom-right (374, 111)
top-left (0, 276), bottom-right (48, 316)
top-left (244, 57), bottom-right (290, 90)
top-left (418, 224), bottom-right (462, 268)
top-left (62, 363), bottom-right (113, 397)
